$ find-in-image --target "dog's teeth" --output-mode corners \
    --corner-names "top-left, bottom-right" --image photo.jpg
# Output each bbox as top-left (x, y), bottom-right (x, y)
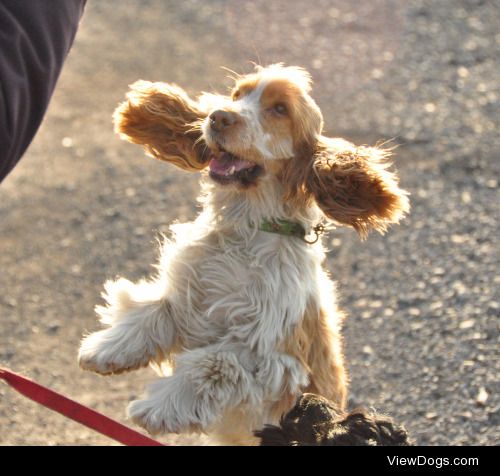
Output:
top-left (228, 166), bottom-right (236, 175)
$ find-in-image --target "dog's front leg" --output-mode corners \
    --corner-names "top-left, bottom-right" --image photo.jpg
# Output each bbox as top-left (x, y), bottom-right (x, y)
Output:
top-left (128, 345), bottom-right (254, 434)
top-left (78, 278), bottom-right (176, 375)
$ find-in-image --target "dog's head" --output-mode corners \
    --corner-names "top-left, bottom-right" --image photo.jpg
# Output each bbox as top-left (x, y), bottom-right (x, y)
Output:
top-left (114, 64), bottom-right (409, 237)
top-left (256, 393), bottom-right (412, 446)
top-left (200, 64), bottom-right (322, 189)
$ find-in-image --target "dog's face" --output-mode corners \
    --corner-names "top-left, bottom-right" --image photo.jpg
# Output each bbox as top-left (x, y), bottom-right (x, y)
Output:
top-left (201, 65), bottom-right (323, 188)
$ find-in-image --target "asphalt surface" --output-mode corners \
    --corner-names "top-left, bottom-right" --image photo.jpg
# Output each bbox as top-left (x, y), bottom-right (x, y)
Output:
top-left (0, 0), bottom-right (498, 445)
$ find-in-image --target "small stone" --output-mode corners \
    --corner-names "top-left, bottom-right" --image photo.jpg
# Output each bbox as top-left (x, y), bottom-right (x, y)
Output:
top-left (477, 83), bottom-right (487, 92)
top-left (476, 387), bottom-right (488, 406)
top-left (424, 102), bottom-right (436, 113)
top-left (60, 238), bottom-right (72, 247)
top-left (461, 191), bottom-right (472, 204)
top-left (370, 300), bottom-right (383, 309)
top-left (459, 319), bottom-right (475, 329)
top-left (62, 137), bottom-right (73, 148)
top-left (486, 179), bottom-right (497, 189)
top-left (452, 281), bottom-right (467, 295)
top-left (433, 267), bottom-right (445, 276)
top-left (362, 345), bottom-right (373, 355)
top-left (425, 412), bottom-right (438, 420)
top-left (464, 39), bottom-right (477, 51)
top-left (104, 209), bottom-right (121, 219)
top-left (410, 322), bottom-right (424, 331)
top-left (450, 234), bottom-right (467, 244)
top-left (71, 265), bottom-right (82, 275)
top-left (429, 301), bottom-right (443, 311)
top-left (4, 298), bottom-right (17, 308)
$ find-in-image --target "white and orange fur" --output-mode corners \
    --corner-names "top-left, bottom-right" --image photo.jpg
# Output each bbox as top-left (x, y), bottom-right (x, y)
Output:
top-left (78, 64), bottom-right (409, 445)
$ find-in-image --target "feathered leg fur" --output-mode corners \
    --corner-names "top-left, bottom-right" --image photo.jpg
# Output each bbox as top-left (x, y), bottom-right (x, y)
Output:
top-left (78, 278), bottom-right (176, 375)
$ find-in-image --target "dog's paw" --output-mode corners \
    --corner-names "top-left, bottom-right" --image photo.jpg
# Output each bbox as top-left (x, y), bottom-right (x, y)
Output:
top-left (128, 399), bottom-right (170, 435)
top-left (127, 375), bottom-right (217, 435)
top-left (78, 329), bottom-right (150, 375)
top-left (128, 398), bottom-right (200, 435)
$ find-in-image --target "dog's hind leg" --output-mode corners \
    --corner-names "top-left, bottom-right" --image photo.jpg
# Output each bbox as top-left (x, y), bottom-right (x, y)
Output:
top-left (127, 345), bottom-right (253, 434)
top-left (285, 303), bottom-right (348, 410)
top-left (128, 345), bottom-right (308, 437)
top-left (78, 278), bottom-right (176, 375)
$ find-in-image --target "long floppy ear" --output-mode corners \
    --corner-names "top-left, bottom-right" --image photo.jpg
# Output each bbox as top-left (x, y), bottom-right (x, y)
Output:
top-left (308, 137), bottom-right (410, 239)
top-left (113, 80), bottom-right (209, 171)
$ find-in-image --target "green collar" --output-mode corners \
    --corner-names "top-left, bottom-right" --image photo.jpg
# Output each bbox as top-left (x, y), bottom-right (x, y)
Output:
top-left (259, 219), bottom-right (306, 240)
top-left (259, 219), bottom-right (325, 244)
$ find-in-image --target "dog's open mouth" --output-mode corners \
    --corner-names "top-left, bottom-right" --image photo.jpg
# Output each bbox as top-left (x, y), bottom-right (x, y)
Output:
top-left (208, 149), bottom-right (264, 187)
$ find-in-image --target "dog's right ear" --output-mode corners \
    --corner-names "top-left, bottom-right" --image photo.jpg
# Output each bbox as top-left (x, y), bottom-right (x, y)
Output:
top-left (113, 80), bottom-right (209, 172)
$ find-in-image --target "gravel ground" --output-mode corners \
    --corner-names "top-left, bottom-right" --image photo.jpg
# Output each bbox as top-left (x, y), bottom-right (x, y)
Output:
top-left (0, 0), bottom-right (498, 445)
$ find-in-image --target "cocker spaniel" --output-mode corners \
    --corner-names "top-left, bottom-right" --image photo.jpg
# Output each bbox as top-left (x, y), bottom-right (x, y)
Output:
top-left (78, 64), bottom-right (409, 445)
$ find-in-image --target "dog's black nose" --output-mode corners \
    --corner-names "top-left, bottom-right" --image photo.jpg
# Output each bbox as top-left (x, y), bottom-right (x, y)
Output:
top-left (210, 110), bottom-right (237, 132)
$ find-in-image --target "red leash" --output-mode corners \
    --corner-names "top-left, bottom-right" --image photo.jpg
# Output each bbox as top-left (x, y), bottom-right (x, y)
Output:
top-left (0, 368), bottom-right (164, 446)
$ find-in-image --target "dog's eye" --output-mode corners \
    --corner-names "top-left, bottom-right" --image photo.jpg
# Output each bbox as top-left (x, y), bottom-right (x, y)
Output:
top-left (232, 90), bottom-right (241, 101)
top-left (273, 103), bottom-right (287, 115)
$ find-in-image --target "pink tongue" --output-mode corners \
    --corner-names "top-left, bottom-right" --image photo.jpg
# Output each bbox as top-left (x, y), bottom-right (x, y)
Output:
top-left (209, 152), bottom-right (254, 175)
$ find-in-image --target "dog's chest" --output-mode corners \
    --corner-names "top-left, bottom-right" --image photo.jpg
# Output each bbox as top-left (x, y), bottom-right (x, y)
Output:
top-left (167, 231), bottom-right (323, 345)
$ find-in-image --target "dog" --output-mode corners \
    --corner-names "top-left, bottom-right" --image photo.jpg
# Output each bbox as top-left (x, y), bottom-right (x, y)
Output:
top-left (256, 393), bottom-right (411, 446)
top-left (78, 64), bottom-right (409, 445)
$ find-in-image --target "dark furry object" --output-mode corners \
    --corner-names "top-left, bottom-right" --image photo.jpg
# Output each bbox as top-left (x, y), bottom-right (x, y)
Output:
top-left (256, 393), bottom-right (411, 446)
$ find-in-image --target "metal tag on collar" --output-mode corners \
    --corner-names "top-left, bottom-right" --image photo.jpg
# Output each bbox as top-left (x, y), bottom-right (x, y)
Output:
top-left (303, 223), bottom-right (326, 244)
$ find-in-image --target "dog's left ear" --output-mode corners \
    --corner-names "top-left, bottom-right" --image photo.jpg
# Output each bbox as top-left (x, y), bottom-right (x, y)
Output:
top-left (113, 80), bottom-right (209, 172)
top-left (307, 137), bottom-right (410, 239)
